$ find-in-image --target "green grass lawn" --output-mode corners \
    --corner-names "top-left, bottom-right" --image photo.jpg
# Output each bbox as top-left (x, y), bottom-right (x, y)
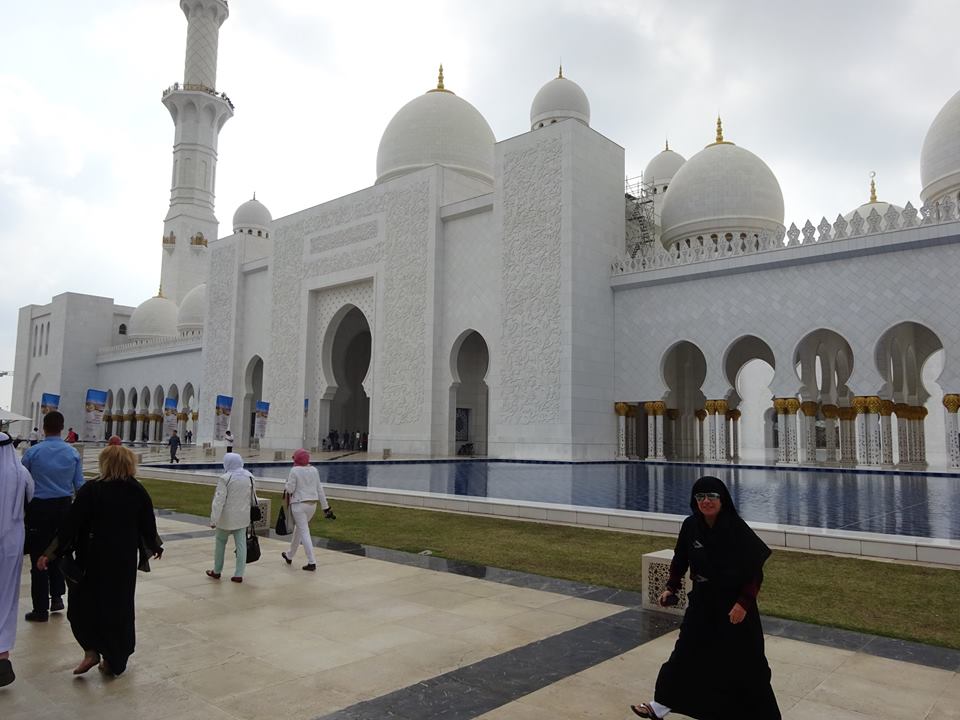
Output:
top-left (139, 476), bottom-right (960, 650)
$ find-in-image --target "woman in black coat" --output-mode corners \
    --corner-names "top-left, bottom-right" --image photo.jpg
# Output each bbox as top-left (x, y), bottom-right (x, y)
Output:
top-left (38, 445), bottom-right (163, 676)
top-left (631, 475), bottom-right (781, 719)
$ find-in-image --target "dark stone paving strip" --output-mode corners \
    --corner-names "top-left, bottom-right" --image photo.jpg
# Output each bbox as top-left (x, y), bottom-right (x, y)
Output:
top-left (314, 609), bottom-right (680, 720)
top-left (154, 508), bottom-right (960, 671)
top-left (761, 616), bottom-right (960, 672)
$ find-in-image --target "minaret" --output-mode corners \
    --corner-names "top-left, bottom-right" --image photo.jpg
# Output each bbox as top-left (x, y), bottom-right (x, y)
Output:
top-left (160, 0), bottom-right (233, 304)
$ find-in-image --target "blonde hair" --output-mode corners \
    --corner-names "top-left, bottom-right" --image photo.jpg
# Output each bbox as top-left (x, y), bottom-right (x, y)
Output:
top-left (98, 445), bottom-right (138, 481)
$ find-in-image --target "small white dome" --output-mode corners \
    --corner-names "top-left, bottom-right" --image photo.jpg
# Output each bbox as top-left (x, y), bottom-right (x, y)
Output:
top-left (376, 68), bottom-right (495, 185)
top-left (128, 293), bottom-right (178, 340)
top-left (844, 179), bottom-right (903, 223)
top-left (530, 71), bottom-right (590, 130)
top-left (921, 89), bottom-right (960, 205)
top-left (177, 283), bottom-right (206, 335)
top-left (233, 196), bottom-right (272, 234)
top-left (660, 126), bottom-right (784, 249)
top-left (644, 147), bottom-right (686, 187)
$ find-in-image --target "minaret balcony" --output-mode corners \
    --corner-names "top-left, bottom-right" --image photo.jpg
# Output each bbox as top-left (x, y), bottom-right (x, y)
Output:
top-left (162, 82), bottom-right (234, 111)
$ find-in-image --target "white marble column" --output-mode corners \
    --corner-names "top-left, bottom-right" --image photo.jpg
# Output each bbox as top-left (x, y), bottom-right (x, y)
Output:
top-left (653, 401), bottom-right (666, 459)
top-left (784, 399), bottom-right (800, 463)
top-left (695, 409), bottom-right (706, 460)
top-left (715, 400), bottom-right (728, 461)
top-left (943, 394), bottom-right (960, 468)
top-left (626, 408), bottom-right (638, 459)
top-left (644, 402), bottom-right (656, 460)
top-left (822, 404), bottom-right (838, 463)
top-left (615, 403), bottom-right (628, 459)
top-left (730, 409), bottom-right (741, 461)
top-left (838, 407), bottom-right (856, 465)
top-left (705, 401), bottom-right (718, 461)
top-left (864, 397), bottom-right (883, 465)
top-left (879, 400), bottom-right (894, 467)
top-left (774, 399), bottom-right (788, 463)
top-left (916, 406), bottom-right (928, 466)
top-left (852, 397), bottom-right (870, 465)
top-left (800, 401), bottom-right (818, 464)
top-left (894, 404), bottom-right (910, 465)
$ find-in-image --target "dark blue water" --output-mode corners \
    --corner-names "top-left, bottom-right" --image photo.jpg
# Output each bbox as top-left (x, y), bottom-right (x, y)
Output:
top-left (248, 461), bottom-right (960, 541)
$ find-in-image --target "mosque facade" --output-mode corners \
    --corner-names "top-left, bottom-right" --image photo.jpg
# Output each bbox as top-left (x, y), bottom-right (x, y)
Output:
top-left (12, 0), bottom-right (960, 468)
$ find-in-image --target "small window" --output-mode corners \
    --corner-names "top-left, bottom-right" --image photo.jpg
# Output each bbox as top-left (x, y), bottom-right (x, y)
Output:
top-left (119, 324), bottom-right (127, 335)
top-left (257, 230), bottom-right (262, 237)
top-left (248, 229), bottom-right (252, 235)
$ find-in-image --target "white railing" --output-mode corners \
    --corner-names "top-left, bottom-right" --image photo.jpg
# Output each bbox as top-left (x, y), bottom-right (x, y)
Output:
top-left (97, 332), bottom-right (203, 361)
top-left (612, 197), bottom-right (959, 276)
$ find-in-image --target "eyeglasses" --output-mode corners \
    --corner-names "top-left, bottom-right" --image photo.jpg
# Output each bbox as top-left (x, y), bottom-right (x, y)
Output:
top-left (694, 492), bottom-right (721, 502)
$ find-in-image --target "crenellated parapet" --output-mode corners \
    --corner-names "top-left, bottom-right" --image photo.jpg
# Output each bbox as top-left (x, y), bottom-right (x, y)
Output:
top-left (612, 198), bottom-right (959, 276)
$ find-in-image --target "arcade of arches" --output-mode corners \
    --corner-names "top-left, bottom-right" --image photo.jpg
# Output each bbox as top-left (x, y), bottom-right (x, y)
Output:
top-left (615, 323), bottom-right (960, 469)
top-left (99, 382), bottom-right (199, 444)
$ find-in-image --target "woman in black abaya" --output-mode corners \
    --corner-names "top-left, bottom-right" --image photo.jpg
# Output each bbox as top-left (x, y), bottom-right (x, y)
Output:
top-left (631, 476), bottom-right (781, 719)
top-left (38, 445), bottom-right (163, 676)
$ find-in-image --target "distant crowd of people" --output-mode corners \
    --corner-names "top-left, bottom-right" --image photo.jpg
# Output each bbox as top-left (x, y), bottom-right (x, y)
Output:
top-left (322, 429), bottom-right (367, 452)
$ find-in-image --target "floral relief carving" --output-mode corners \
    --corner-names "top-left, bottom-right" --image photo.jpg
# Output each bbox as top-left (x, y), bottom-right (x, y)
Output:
top-left (500, 138), bottom-right (563, 424)
top-left (199, 243), bottom-right (237, 435)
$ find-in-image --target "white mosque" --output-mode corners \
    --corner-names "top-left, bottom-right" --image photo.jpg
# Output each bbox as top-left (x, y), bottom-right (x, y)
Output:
top-left (12, 0), bottom-right (960, 469)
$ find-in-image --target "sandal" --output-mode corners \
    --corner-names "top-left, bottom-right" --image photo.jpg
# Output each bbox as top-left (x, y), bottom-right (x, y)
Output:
top-left (205, 570), bottom-right (221, 580)
top-left (630, 703), bottom-right (661, 719)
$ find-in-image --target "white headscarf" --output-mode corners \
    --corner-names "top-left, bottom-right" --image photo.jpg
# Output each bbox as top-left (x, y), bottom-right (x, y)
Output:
top-left (0, 431), bottom-right (34, 537)
top-left (222, 452), bottom-right (252, 481)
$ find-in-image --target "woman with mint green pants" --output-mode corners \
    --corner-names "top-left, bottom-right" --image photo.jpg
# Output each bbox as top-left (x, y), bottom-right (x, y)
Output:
top-left (206, 453), bottom-right (256, 583)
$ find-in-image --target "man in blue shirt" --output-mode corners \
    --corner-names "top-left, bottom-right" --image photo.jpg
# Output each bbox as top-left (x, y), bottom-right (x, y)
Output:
top-left (20, 411), bottom-right (84, 622)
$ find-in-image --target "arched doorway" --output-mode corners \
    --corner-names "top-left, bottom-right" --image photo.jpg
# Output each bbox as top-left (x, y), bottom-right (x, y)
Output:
top-left (322, 307), bottom-right (371, 451)
top-left (450, 330), bottom-right (490, 456)
top-left (241, 356), bottom-right (263, 448)
top-left (661, 341), bottom-right (707, 459)
top-left (794, 329), bottom-right (854, 463)
top-left (127, 388), bottom-right (138, 443)
top-left (725, 335), bottom-right (776, 462)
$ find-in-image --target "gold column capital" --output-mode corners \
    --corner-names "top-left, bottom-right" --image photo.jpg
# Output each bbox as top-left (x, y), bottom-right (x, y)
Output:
top-left (866, 396), bottom-right (883, 414)
top-left (800, 401), bottom-right (819, 416)
top-left (652, 401), bottom-right (667, 416)
top-left (821, 404), bottom-right (838, 419)
top-left (614, 402), bottom-right (630, 417)
top-left (879, 400), bottom-right (894, 417)
top-left (704, 400), bottom-right (717, 415)
top-left (851, 396), bottom-right (870, 415)
top-left (715, 399), bottom-right (728, 414)
top-left (729, 408), bottom-right (742, 421)
top-left (643, 401), bottom-right (655, 414)
top-left (785, 398), bottom-right (800, 414)
top-left (773, 398), bottom-right (789, 414)
top-left (695, 408), bottom-right (707, 421)
top-left (943, 394), bottom-right (960, 413)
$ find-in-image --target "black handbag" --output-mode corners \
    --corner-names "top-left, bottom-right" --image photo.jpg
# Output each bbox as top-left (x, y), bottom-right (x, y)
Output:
top-left (60, 553), bottom-right (85, 586)
top-left (275, 506), bottom-right (290, 536)
top-left (245, 526), bottom-right (261, 563)
top-left (249, 478), bottom-right (262, 523)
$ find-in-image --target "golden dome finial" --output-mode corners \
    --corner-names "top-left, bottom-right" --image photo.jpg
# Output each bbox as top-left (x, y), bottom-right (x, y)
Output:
top-left (437, 64), bottom-right (445, 91)
top-left (665, 137), bottom-right (669, 151)
top-left (558, 63), bottom-right (563, 79)
top-left (869, 171), bottom-right (877, 203)
top-left (252, 191), bottom-right (256, 201)
top-left (716, 115), bottom-right (724, 144)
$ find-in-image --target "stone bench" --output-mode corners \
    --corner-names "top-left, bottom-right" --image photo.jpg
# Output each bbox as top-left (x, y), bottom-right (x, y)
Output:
top-left (641, 549), bottom-right (692, 617)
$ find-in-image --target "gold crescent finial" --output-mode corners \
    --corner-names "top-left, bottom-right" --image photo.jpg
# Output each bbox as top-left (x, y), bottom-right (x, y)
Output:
top-left (665, 137), bottom-right (669, 151)
top-left (437, 64), bottom-right (444, 91)
top-left (252, 191), bottom-right (256, 201)
top-left (869, 171), bottom-right (877, 203)
top-left (558, 63), bottom-right (563, 79)
top-left (716, 115), bottom-right (724, 144)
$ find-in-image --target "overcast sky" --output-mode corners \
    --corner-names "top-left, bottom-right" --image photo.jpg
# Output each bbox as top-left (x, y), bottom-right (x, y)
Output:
top-left (2, 0), bottom-right (959, 409)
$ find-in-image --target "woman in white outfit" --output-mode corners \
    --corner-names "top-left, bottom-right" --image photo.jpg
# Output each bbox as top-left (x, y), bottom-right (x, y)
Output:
top-left (207, 453), bottom-right (256, 583)
top-left (281, 449), bottom-right (335, 571)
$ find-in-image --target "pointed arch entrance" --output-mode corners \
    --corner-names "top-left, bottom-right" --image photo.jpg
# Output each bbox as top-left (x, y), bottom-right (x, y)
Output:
top-left (450, 330), bottom-right (490, 456)
top-left (317, 306), bottom-right (371, 451)
top-left (241, 356), bottom-right (264, 448)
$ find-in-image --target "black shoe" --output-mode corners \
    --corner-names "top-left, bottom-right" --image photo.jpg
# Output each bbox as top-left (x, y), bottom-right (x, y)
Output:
top-left (324, 508), bottom-right (337, 520)
top-left (0, 658), bottom-right (14, 687)
top-left (24, 611), bottom-right (48, 622)
top-left (302, 564), bottom-right (316, 572)
top-left (281, 552), bottom-right (292, 565)
top-left (50, 599), bottom-right (65, 612)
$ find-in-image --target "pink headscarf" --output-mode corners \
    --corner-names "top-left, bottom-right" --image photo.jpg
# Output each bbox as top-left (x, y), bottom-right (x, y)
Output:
top-left (292, 448), bottom-right (311, 466)
top-left (108, 435), bottom-right (122, 446)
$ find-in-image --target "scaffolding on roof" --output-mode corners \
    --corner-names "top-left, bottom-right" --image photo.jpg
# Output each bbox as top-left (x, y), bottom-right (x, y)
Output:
top-left (625, 175), bottom-right (656, 256)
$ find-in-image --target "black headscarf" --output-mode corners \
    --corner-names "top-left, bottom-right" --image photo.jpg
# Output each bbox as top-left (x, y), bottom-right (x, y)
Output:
top-left (688, 476), bottom-right (771, 585)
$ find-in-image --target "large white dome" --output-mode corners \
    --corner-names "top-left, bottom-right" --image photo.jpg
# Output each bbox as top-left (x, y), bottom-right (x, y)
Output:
top-left (177, 283), bottom-right (206, 335)
top-left (920, 89), bottom-right (960, 205)
top-left (376, 68), bottom-right (495, 185)
top-left (233, 195), bottom-right (272, 235)
top-left (128, 293), bottom-right (178, 340)
top-left (644, 146), bottom-right (686, 188)
top-left (660, 127), bottom-right (784, 249)
top-left (530, 70), bottom-right (590, 130)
